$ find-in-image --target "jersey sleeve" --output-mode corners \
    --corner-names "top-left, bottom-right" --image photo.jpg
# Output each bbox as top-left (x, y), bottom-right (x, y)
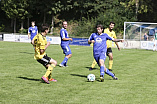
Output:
top-left (88, 33), bottom-right (94, 41)
top-left (60, 29), bottom-right (66, 39)
top-left (105, 33), bottom-right (114, 40)
top-left (28, 27), bottom-right (31, 33)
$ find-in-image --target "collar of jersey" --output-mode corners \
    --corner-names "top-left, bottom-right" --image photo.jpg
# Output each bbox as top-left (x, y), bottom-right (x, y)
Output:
top-left (97, 33), bottom-right (103, 35)
top-left (41, 33), bottom-right (46, 37)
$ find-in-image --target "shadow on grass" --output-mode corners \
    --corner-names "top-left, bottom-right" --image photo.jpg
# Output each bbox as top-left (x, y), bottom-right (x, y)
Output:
top-left (17, 76), bottom-right (41, 81)
top-left (70, 74), bottom-right (87, 78)
top-left (85, 67), bottom-right (98, 70)
top-left (19, 52), bottom-right (34, 54)
top-left (70, 74), bottom-right (102, 82)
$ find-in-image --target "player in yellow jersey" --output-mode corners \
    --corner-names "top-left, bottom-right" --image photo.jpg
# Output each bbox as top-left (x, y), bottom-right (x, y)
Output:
top-left (89, 22), bottom-right (120, 72)
top-left (33, 24), bottom-right (57, 84)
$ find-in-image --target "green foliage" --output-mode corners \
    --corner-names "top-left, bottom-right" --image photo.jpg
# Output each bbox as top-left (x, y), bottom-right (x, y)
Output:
top-left (0, 41), bottom-right (157, 104)
top-left (72, 17), bottom-right (96, 37)
top-left (18, 28), bottom-right (28, 33)
top-left (1, 0), bottom-right (157, 35)
top-left (0, 24), bottom-right (5, 32)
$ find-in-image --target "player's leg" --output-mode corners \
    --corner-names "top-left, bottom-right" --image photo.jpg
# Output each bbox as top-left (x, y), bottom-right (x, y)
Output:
top-left (37, 55), bottom-right (55, 84)
top-left (108, 53), bottom-right (113, 71)
top-left (100, 53), bottom-right (118, 80)
top-left (59, 45), bottom-right (72, 67)
top-left (89, 59), bottom-right (97, 70)
top-left (107, 48), bottom-right (113, 71)
top-left (99, 59), bottom-right (105, 82)
top-left (48, 58), bottom-right (57, 82)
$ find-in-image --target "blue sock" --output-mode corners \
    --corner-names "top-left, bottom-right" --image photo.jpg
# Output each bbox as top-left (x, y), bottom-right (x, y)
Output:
top-left (105, 68), bottom-right (114, 77)
top-left (100, 66), bottom-right (105, 76)
top-left (61, 57), bottom-right (68, 65)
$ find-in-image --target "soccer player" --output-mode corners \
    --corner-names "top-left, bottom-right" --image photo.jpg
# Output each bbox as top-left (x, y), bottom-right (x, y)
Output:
top-left (28, 21), bottom-right (38, 45)
top-left (59, 21), bottom-right (73, 67)
top-left (33, 24), bottom-right (57, 84)
top-left (89, 22), bottom-right (120, 71)
top-left (88, 24), bottom-right (123, 82)
top-left (153, 31), bottom-right (157, 51)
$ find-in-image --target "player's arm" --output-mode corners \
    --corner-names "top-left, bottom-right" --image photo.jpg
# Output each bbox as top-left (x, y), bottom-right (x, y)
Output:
top-left (61, 30), bottom-right (73, 41)
top-left (113, 39), bottom-right (124, 42)
top-left (115, 42), bottom-right (120, 50)
top-left (28, 28), bottom-right (30, 39)
top-left (62, 38), bottom-right (73, 41)
top-left (88, 34), bottom-right (95, 44)
top-left (40, 42), bottom-right (51, 54)
top-left (88, 40), bottom-right (95, 44)
top-left (113, 33), bottom-right (121, 50)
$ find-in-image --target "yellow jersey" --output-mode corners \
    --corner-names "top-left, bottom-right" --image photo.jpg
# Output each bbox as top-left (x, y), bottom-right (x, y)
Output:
top-left (104, 28), bottom-right (117, 48)
top-left (33, 33), bottom-right (47, 60)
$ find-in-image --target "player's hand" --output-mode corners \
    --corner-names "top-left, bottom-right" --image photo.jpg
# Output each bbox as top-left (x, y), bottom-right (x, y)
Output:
top-left (91, 40), bottom-right (95, 43)
top-left (120, 39), bottom-right (124, 42)
top-left (70, 38), bottom-right (73, 41)
top-left (118, 47), bottom-right (121, 51)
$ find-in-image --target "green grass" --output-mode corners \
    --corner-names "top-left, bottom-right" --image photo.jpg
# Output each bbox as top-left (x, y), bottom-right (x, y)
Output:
top-left (0, 41), bottom-right (157, 104)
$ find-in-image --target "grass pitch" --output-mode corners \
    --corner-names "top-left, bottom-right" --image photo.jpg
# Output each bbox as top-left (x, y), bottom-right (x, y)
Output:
top-left (0, 41), bottom-right (157, 104)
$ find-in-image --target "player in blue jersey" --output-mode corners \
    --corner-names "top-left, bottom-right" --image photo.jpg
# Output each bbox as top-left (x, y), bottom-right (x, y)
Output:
top-left (28, 21), bottom-right (38, 44)
top-left (88, 24), bottom-right (123, 82)
top-left (59, 21), bottom-right (73, 67)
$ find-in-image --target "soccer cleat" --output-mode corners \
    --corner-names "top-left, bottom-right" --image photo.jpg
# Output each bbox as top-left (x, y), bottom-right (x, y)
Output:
top-left (109, 69), bottom-right (112, 71)
top-left (49, 78), bottom-right (57, 82)
top-left (41, 76), bottom-right (50, 84)
top-left (89, 67), bottom-right (93, 71)
top-left (100, 75), bottom-right (104, 82)
top-left (113, 76), bottom-right (118, 80)
top-left (59, 64), bottom-right (65, 67)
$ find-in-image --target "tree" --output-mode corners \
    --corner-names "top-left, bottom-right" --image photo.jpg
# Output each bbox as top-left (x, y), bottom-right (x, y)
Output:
top-left (1, 0), bottom-right (29, 33)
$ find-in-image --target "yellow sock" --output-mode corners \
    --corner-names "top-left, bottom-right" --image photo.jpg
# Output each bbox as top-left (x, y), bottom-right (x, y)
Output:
top-left (91, 59), bottom-right (97, 68)
top-left (109, 60), bottom-right (113, 69)
top-left (48, 64), bottom-right (55, 79)
top-left (44, 65), bottom-right (53, 78)
top-left (48, 72), bottom-right (52, 80)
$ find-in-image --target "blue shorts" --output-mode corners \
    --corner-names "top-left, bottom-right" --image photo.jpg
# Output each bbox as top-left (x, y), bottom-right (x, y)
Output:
top-left (30, 35), bottom-right (36, 40)
top-left (94, 52), bottom-right (106, 66)
top-left (61, 45), bottom-right (72, 56)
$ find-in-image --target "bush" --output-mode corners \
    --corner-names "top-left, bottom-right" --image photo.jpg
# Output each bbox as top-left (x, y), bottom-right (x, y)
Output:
top-left (18, 28), bottom-right (28, 33)
top-left (0, 24), bottom-right (5, 32)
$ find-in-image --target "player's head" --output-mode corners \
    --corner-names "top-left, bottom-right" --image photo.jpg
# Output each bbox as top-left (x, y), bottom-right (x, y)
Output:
top-left (31, 21), bottom-right (35, 27)
top-left (109, 21), bottom-right (115, 30)
top-left (96, 24), bottom-right (103, 34)
top-left (41, 24), bottom-right (49, 34)
top-left (62, 21), bottom-right (68, 29)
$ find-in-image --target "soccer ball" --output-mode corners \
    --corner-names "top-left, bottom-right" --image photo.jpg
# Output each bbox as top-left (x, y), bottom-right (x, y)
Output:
top-left (87, 74), bottom-right (95, 82)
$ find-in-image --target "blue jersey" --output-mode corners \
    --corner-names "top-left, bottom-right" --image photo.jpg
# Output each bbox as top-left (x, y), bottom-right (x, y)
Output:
top-left (60, 28), bottom-right (70, 45)
top-left (28, 26), bottom-right (38, 40)
top-left (89, 33), bottom-right (114, 55)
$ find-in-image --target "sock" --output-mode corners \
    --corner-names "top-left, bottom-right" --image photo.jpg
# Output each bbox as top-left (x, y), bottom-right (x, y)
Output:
top-left (109, 60), bottom-right (113, 69)
top-left (105, 68), bottom-right (114, 77)
top-left (48, 64), bottom-right (55, 79)
top-left (44, 65), bottom-right (53, 78)
top-left (91, 59), bottom-right (97, 68)
top-left (61, 57), bottom-right (68, 65)
top-left (100, 66), bottom-right (105, 76)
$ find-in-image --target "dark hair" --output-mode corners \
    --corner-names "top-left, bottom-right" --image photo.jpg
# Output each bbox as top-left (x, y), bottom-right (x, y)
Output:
top-left (31, 21), bottom-right (35, 23)
top-left (110, 21), bottom-right (115, 25)
top-left (96, 24), bottom-right (103, 29)
top-left (41, 24), bottom-right (49, 32)
top-left (62, 21), bottom-right (67, 25)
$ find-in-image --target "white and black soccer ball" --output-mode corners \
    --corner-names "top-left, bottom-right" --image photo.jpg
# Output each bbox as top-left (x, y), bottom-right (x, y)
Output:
top-left (87, 74), bottom-right (95, 82)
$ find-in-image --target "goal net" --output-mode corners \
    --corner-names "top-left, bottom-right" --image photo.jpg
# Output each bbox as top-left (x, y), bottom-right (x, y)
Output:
top-left (123, 22), bottom-right (157, 49)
